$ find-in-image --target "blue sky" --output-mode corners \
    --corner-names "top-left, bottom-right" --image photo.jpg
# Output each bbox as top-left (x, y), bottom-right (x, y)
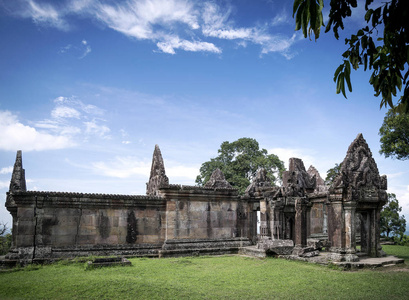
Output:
top-left (0, 0), bottom-right (408, 230)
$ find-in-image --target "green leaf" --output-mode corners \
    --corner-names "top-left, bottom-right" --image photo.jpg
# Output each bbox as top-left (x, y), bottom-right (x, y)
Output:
top-left (365, 9), bottom-right (373, 22)
top-left (334, 64), bottom-right (344, 82)
top-left (295, 2), bottom-right (303, 31)
top-left (293, 0), bottom-right (304, 17)
top-left (302, 2), bottom-right (309, 37)
top-left (344, 61), bottom-right (352, 93)
top-left (340, 73), bottom-right (347, 98)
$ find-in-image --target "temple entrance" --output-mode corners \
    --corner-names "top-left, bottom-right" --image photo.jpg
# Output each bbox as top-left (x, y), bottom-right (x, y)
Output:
top-left (357, 210), bottom-right (377, 256)
top-left (257, 211), bottom-right (261, 234)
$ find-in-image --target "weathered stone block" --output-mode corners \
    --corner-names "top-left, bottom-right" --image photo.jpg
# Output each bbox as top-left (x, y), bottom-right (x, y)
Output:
top-left (257, 239), bottom-right (294, 255)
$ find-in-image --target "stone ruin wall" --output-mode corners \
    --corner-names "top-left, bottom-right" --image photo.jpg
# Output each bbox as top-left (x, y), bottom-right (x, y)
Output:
top-left (7, 191), bottom-right (167, 259)
top-left (4, 134), bottom-right (388, 263)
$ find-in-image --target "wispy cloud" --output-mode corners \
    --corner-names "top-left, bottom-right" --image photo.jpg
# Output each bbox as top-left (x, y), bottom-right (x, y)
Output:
top-left (80, 40), bottom-right (91, 58)
top-left (59, 40), bottom-right (92, 59)
top-left (0, 94), bottom-right (112, 152)
top-left (51, 106), bottom-right (81, 119)
top-left (6, 0), bottom-right (300, 57)
top-left (268, 147), bottom-right (328, 175)
top-left (0, 167), bottom-right (13, 175)
top-left (0, 110), bottom-right (74, 151)
top-left (0, 180), bottom-right (10, 190)
top-left (91, 156), bottom-right (150, 178)
top-left (84, 119), bottom-right (111, 139)
top-left (88, 155), bottom-right (199, 182)
top-left (156, 35), bottom-right (221, 54)
top-left (25, 0), bottom-right (68, 30)
top-left (201, 2), bottom-right (297, 58)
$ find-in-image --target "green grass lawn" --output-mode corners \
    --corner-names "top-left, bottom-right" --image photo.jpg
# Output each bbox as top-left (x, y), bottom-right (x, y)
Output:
top-left (0, 245), bottom-right (408, 299)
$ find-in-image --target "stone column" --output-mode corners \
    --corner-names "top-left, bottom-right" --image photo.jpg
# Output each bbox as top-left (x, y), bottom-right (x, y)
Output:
top-left (306, 202), bottom-right (312, 238)
top-left (293, 197), bottom-right (308, 249)
top-left (260, 199), bottom-right (269, 237)
top-left (343, 202), bottom-right (358, 261)
top-left (327, 200), bottom-right (344, 251)
top-left (375, 206), bottom-right (386, 257)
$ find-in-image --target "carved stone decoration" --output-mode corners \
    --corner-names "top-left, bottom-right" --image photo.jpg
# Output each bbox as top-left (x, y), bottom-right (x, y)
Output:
top-left (244, 168), bottom-right (272, 197)
top-left (333, 133), bottom-right (384, 191)
top-left (281, 158), bottom-right (316, 197)
top-left (146, 145), bottom-right (169, 196)
top-left (9, 150), bottom-right (26, 193)
top-left (204, 168), bottom-right (233, 189)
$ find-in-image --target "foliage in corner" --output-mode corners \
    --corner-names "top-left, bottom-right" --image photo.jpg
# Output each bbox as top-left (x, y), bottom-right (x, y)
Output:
top-left (0, 222), bottom-right (12, 255)
top-left (324, 162), bottom-right (342, 185)
top-left (293, 0), bottom-right (409, 112)
top-left (379, 109), bottom-right (409, 160)
top-left (381, 193), bottom-right (407, 239)
top-left (195, 138), bottom-right (285, 194)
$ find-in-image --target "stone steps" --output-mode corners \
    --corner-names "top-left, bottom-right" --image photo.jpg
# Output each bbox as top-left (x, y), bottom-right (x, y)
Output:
top-left (238, 246), bottom-right (267, 258)
top-left (333, 256), bottom-right (404, 269)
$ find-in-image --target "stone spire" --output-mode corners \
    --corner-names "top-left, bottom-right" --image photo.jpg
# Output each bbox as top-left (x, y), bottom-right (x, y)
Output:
top-left (9, 150), bottom-right (26, 192)
top-left (146, 145), bottom-right (169, 196)
top-left (204, 168), bottom-right (233, 189)
top-left (333, 133), bottom-right (387, 191)
top-left (307, 165), bottom-right (327, 193)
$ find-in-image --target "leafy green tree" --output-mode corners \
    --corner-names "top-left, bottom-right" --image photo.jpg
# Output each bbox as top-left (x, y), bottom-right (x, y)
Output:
top-left (379, 109), bottom-right (409, 160)
top-left (0, 222), bottom-right (11, 255)
top-left (293, 0), bottom-right (409, 112)
top-left (196, 138), bottom-right (285, 194)
top-left (325, 162), bottom-right (342, 185)
top-left (380, 193), bottom-right (407, 239)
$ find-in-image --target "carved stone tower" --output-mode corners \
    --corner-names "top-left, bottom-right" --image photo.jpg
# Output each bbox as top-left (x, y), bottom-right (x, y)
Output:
top-left (146, 145), bottom-right (169, 196)
top-left (328, 133), bottom-right (387, 261)
top-left (9, 150), bottom-right (26, 193)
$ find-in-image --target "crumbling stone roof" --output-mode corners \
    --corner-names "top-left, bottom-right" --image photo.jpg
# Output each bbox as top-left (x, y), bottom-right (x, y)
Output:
top-left (244, 168), bottom-right (273, 197)
top-left (281, 158), bottom-right (316, 197)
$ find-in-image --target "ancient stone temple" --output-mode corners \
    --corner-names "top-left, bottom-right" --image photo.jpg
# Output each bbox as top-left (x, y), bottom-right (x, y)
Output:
top-left (3, 134), bottom-right (387, 263)
top-left (327, 134), bottom-right (388, 261)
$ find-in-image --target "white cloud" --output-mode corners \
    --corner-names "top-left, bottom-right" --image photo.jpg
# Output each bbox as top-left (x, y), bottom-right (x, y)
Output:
top-left (0, 167), bottom-right (13, 175)
top-left (91, 156), bottom-right (150, 178)
top-left (156, 36), bottom-right (221, 54)
top-left (0, 181), bottom-right (9, 190)
top-left (59, 40), bottom-right (92, 59)
top-left (79, 39), bottom-right (91, 58)
top-left (122, 141), bottom-right (131, 144)
top-left (51, 106), bottom-right (81, 119)
top-left (201, 2), bottom-right (297, 58)
top-left (6, 0), bottom-right (299, 56)
top-left (0, 111), bottom-right (74, 151)
top-left (95, 0), bottom-right (199, 39)
top-left (89, 155), bottom-right (199, 183)
top-left (271, 12), bottom-right (290, 27)
top-left (269, 147), bottom-right (323, 173)
top-left (24, 0), bottom-right (68, 30)
top-left (166, 164), bottom-right (199, 181)
top-left (54, 96), bottom-right (104, 115)
top-left (84, 119), bottom-right (111, 138)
